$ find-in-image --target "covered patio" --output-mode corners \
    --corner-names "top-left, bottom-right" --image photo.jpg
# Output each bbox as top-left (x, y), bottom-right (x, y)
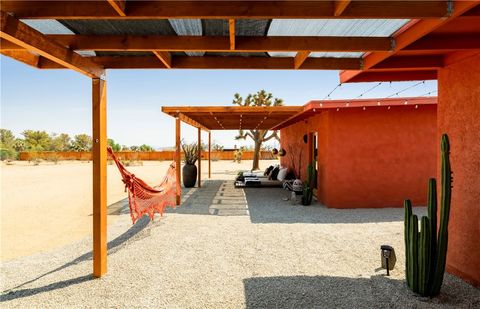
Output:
top-left (161, 105), bottom-right (302, 203)
top-left (1, 0), bottom-right (479, 298)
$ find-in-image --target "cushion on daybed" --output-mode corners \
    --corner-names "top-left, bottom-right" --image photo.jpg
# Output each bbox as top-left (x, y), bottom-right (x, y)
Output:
top-left (269, 166), bottom-right (280, 180)
top-left (277, 167), bottom-right (288, 181)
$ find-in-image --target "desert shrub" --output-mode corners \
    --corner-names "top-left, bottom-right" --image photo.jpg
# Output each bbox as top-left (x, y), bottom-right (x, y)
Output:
top-left (46, 154), bottom-right (60, 164)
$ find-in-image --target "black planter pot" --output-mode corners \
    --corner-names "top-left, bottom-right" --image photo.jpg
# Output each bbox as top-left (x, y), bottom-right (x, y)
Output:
top-left (182, 164), bottom-right (197, 188)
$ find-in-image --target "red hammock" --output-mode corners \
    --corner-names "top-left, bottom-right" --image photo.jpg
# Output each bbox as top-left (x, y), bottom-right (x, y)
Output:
top-left (107, 147), bottom-right (178, 224)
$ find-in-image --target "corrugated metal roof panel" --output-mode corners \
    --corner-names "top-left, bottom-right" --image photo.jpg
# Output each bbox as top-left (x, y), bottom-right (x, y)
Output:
top-left (267, 19), bottom-right (408, 58)
top-left (236, 19), bottom-right (270, 36)
top-left (267, 19), bottom-right (409, 37)
top-left (20, 19), bottom-right (74, 34)
top-left (58, 20), bottom-right (176, 35)
top-left (168, 19), bottom-right (203, 56)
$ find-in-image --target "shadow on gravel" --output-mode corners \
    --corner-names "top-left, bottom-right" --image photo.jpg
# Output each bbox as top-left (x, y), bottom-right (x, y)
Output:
top-left (245, 187), bottom-right (426, 224)
top-left (165, 180), bottom-right (224, 215)
top-left (243, 275), bottom-right (394, 308)
top-left (243, 274), bottom-right (479, 308)
top-left (1, 216), bottom-right (152, 302)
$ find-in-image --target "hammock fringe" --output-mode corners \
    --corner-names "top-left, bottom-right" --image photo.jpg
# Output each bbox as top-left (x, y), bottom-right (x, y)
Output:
top-left (107, 147), bottom-right (178, 224)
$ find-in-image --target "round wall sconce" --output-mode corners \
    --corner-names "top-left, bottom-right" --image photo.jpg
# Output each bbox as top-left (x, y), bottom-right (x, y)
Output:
top-left (278, 148), bottom-right (286, 157)
top-left (303, 134), bottom-right (308, 144)
top-left (272, 148), bottom-right (279, 155)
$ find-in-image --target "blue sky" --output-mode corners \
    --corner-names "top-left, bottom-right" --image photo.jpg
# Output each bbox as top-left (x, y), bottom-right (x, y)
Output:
top-left (1, 55), bottom-right (437, 149)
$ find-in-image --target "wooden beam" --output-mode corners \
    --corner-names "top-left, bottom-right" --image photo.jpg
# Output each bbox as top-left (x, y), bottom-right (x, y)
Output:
top-left (334, 0), bottom-right (351, 16)
top-left (403, 35), bottom-right (480, 52)
top-left (0, 38), bottom-right (24, 50)
top-left (47, 35), bottom-right (393, 52)
top-left (1, 50), bottom-right (39, 68)
top-left (80, 55), bottom-right (360, 70)
top-left (176, 112), bottom-right (210, 132)
top-left (0, 12), bottom-right (104, 78)
top-left (341, 1), bottom-right (479, 82)
top-left (92, 77), bottom-right (107, 278)
top-left (208, 132), bottom-right (211, 179)
top-left (107, 0), bottom-right (126, 16)
top-left (197, 128), bottom-right (201, 188)
top-left (2, 1), bottom-right (451, 19)
top-left (175, 117), bottom-right (181, 205)
top-left (152, 51), bottom-right (171, 68)
top-left (341, 70), bottom-right (438, 83)
top-left (163, 106), bottom-right (304, 115)
top-left (229, 19), bottom-right (235, 50)
top-left (371, 55), bottom-right (444, 70)
top-left (294, 51), bottom-right (310, 69)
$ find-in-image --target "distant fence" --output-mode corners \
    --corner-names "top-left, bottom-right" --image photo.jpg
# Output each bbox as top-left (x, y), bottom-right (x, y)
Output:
top-left (18, 150), bottom-right (277, 161)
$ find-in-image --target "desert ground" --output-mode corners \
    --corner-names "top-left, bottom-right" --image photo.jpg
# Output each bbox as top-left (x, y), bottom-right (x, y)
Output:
top-left (1, 159), bottom-right (479, 308)
top-left (1, 159), bottom-right (273, 261)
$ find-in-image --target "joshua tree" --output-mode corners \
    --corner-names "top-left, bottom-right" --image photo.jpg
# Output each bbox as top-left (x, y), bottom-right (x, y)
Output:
top-left (233, 90), bottom-right (283, 170)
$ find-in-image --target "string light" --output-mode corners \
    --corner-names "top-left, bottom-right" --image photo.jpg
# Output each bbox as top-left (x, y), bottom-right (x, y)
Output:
top-left (322, 83), bottom-right (342, 100)
top-left (354, 82), bottom-right (382, 99)
top-left (385, 81), bottom-right (425, 98)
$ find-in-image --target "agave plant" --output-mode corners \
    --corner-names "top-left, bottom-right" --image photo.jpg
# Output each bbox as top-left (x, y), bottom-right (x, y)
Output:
top-left (181, 141), bottom-right (199, 165)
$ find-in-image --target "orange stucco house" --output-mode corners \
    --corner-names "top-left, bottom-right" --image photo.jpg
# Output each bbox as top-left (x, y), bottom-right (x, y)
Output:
top-left (275, 97), bottom-right (437, 209)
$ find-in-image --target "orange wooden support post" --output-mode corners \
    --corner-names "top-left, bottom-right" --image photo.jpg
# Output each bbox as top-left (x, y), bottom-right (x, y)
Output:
top-left (175, 117), bottom-right (181, 205)
top-left (197, 127), bottom-right (201, 187)
top-left (208, 132), bottom-right (211, 179)
top-left (92, 77), bottom-right (107, 278)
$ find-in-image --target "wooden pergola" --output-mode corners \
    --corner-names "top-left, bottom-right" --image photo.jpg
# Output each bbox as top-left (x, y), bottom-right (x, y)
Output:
top-left (161, 106), bottom-right (303, 203)
top-left (1, 1), bottom-right (478, 278)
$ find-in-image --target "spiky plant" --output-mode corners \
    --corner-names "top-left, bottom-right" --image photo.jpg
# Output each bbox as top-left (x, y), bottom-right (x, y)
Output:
top-left (181, 141), bottom-right (199, 165)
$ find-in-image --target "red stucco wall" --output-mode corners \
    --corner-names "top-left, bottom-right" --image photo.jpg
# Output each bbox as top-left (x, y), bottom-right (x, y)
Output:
top-left (281, 105), bottom-right (437, 208)
top-left (438, 54), bottom-right (480, 287)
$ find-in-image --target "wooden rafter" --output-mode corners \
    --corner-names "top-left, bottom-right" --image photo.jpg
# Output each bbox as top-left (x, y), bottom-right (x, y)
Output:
top-left (229, 19), bottom-right (235, 50)
top-left (0, 38), bottom-right (24, 50)
top-left (371, 55), bottom-right (444, 70)
top-left (162, 106), bottom-right (302, 131)
top-left (340, 1), bottom-right (479, 82)
top-left (341, 70), bottom-right (438, 83)
top-left (152, 51), bottom-right (171, 68)
top-left (294, 51), bottom-right (311, 69)
top-left (403, 35), bottom-right (480, 51)
top-left (334, 0), bottom-right (351, 16)
top-left (82, 55), bottom-right (360, 70)
top-left (106, 0), bottom-right (126, 17)
top-left (1, 1), bottom-right (451, 19)
top-left (1, 50), bottom-right (39, 68)
top-left (0, 12), bottom-right (104, 78)
top-left (46, 35), bottom-right (393, 53)
top-left (177, 112), bottom-right (210, 132)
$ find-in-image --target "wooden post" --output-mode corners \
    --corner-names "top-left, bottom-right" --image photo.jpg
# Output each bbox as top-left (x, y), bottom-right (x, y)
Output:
top-left (208, 132), bottom-right (211, 178)
top-left (175, 117), bottom-right (181, 205)
top-left (197, 127), bottom-right (201, 187)
top-left (92, 77), bottom-right (107, 278)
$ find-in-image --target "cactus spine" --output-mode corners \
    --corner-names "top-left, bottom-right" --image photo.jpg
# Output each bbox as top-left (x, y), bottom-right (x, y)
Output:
top-left (404, 134), bottom-right (452, 296)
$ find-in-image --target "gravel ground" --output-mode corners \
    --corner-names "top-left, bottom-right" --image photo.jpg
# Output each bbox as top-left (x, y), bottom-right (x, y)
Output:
top-left (1, 180), bottom-right (479, 308)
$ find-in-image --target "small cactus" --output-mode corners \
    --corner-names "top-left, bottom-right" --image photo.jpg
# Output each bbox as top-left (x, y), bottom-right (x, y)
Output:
top-left (404, 134), bottom-right (452, 296)
top-left (301, 164), bottom-right (315, 206)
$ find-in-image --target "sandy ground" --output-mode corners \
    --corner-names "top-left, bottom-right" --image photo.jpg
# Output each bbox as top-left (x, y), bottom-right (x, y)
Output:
top-left (1, 160), bottom-right (479, 308)
top-left (1, 159), bottom-right (271, 261)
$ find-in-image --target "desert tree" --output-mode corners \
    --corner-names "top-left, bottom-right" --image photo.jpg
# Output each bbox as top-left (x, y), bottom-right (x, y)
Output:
top-left (71, 134), bottom-right (92, 151)
top-left (21, 130), bottom-right (52, 151)
top-left (233, 90), bottom-right (283, 170)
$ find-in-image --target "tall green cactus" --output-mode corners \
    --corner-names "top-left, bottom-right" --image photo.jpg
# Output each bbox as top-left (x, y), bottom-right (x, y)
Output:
top-left (301, 164), bottom-right (315, 206)
top-left (404, 134), bottom-right (452, 297)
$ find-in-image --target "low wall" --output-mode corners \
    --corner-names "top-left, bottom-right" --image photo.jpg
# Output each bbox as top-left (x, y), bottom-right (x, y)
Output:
top-left (18, 150), bottom-right (276, 161)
